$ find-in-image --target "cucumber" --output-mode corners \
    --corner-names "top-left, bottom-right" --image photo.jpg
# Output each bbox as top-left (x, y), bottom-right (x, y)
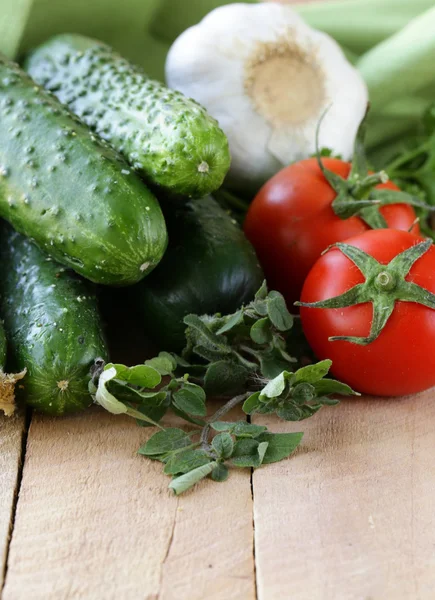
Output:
top-left (0, 55), bottom-right (167, 286)
top-left (137, 197), bottom-right (264, 351)
top-left (0, 223), bottom-right (109, 415)
top-left (0, 321), bottom-right (6, 369)
top-left (25, 34), bottom-right (231, 199)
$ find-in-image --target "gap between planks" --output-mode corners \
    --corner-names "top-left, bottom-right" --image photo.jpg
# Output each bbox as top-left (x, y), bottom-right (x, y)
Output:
top-left (0, 409), bottom-right (29, 595)
top-left (2, 404), bottom-right (256, 600)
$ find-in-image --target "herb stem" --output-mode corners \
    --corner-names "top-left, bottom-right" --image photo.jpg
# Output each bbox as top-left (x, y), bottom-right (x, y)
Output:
top-left (386, 141), bottom-right (430, 174)
top-left (200, 392), bottom-right (250, 448)
top-left (239, 344), bottom-right (260, 358)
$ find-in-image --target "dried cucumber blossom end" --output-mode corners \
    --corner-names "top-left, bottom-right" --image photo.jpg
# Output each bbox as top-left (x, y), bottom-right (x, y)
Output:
top-left (166, 2), bottom-right (368, 191)
top-left (0, 369), bottom-right (26, 416)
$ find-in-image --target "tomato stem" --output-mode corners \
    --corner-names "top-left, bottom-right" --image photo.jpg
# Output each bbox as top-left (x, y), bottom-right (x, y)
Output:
top-left (315, 109), bottom-right (433, 227)
top-left (375, 271), bottom-right (396, 291)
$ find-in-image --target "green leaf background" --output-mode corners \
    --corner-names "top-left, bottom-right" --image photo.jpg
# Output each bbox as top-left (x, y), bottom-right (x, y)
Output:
top-left (4, 0), bottom-right (435, 206)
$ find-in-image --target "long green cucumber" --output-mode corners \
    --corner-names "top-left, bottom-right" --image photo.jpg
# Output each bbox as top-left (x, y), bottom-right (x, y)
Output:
top-left (137, 197), bottom-right (263, 351)
top-left (25, 34), bottom-right (231, 199)
top-left (0, 55), bottom-right (167, 285)
top-left (0, 223), bottom-right (109, 415)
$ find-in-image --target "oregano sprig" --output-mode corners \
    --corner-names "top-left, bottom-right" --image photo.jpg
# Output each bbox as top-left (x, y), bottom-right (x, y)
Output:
top-left (90, 283), bottom-right (357, 494)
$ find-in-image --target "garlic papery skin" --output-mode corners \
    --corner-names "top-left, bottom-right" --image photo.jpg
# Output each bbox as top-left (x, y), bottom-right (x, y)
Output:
top-left (165, 2), bottom-right (368, 192)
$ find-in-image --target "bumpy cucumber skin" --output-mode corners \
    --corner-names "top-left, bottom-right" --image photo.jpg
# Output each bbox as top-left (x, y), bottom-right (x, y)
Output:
top-left (138, 197), bottom-right (264, 351)
top-left (0, 56), bottom-right (167, 285)
top-left (0, 225), bottom-right (109, 415)
top-left (25, 34), bottom-right (231, 199)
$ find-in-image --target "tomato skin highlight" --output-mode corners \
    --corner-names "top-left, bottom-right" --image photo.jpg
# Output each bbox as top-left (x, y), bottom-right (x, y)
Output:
top-left (244, 158), bottom-right (420, 308)
top-left (299, 229), bottom-right (435, 397)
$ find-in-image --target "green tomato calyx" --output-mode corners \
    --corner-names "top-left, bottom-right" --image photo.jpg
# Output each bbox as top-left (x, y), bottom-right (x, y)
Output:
top-left (295, 238), bottom-right (435, 345)
top-left (374, 271), bottom-right (396, 292)
top-left (315, 107), bottom-right (432, 228)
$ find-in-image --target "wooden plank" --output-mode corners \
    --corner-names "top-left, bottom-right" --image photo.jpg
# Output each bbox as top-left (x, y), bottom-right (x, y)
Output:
top-left (0, 411), bottom-right (26, 589)
top-left (2, 406), bottom-right (255, 600)
top-left (252, 390), bottom-right (435, 600)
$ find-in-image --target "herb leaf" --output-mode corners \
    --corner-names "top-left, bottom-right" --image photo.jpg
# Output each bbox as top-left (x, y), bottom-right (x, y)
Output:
top-left (211, 433), bottom-right (234, 459)
top-left (164, 449), bottom-right (210, 475)
top-left (173, 383), bottom-right (207, 416)
top-left (138, 428), bottom-right (191, 456)
top-left (211, 463), bottom-right (229, 482)
top-left (169, 462), bottom-right (217, 495)
top-left (257, 432), bottom-right (303, 464)
top-left (267, 291), bottom-right (293, 331)
top-left (204, 360), bottom-right (248, 396)
top-left (231, 439), bottom-right (268, 468)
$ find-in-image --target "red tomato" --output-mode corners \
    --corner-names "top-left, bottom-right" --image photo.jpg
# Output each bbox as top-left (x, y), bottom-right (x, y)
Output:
top-left (244, 158), bottom-right (419, 308)
top-left (299, 229), bottom-right (435, 397)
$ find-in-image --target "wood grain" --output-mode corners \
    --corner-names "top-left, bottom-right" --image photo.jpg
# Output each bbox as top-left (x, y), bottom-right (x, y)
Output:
top-left (0, 411), bottom-right (26, 591)
top-left (252, 390), bottom-right (435, 600)
top-left (2, 406), bottom-right (255, 600)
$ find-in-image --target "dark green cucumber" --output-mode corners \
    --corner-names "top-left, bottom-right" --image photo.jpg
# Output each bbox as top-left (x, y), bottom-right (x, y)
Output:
top-left (0, 55), bottom-right (167, 285)
top-left (0, 320), bottom-right (6, 368)
top-left (137, 197), bottom-right (263, 351)
top-left (25, 34), bottom-right (231, 198)
top-left (0, 224), bottom-right (109, 415)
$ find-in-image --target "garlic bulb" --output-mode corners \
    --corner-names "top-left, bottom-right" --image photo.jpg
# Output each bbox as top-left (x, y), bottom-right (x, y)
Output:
top-left (165, 2), bottom-right (368, 192)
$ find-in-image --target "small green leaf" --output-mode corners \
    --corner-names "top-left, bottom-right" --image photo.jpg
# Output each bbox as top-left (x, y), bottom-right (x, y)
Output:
top-left (253, 299), bottom-right (268, 317)
top-left (212, 433), bottom-right (234, 459)
top-left (277, 405), bottom-right (318, 421)
top-left (169, 461), bottom-right (217, 495)
top-left (313, 379), bottom-right (356, 396)
top-left (261, 371), bottom-right (291, 399)
top-left (294, 360), bottom-right (332, 383)
top-left (257, 441), bottom-right (269, 465)
top-left (255, 280), bottom-right (268, 301)
top-left (210, 421), bottom-right (234, 432)
top-left (317, 397), bottom-right (341, 406)
top-left (94, 366), bottom-right (129, 415)
top-left (267, 291), bottom-right (293, 331)
top-left (231, 439), bottom-right (262, 468)
top-left (204, 360), bottom-right (247, 396)
top-left (173, 383), bottom-right (207, 416)
top-left (109, 363), bottom-right (162, 388)
top-left (139, 428), bottom-right (191, 456)
top-left (107, 381), bottom-right (166, 405)
top-left (257, 432), bottom-right (303, 464)
top-left (193, 344), bottom-right (231, 363)
top-left (243, 392), bottom-right (261, 414)
top-left (183, 314), bottom-right (232, 354)
top-left (145, 353), bottom-right (176, 376)
top-left (210, 421), bottom-right (267, 438)
top-left (172, 354), bottom-right (191, 368)
top-left (164, 449), bottom-right (210, 475)
top-left (216, 310), bottom-right (244, 335)
top-left (94, 367), bottom-right (159, 426)
top-left (250, 317), bottom-right (273, 344)
top-left (233, 422), bottom-right (267, 438)
top-left (211, 463), bottom-right (229, 482)
top-left (135, 403), bottom-right (169, 428)
top-left (260, 352), bottom-right (293, 380)
top-left (170, 404), bottom-right (207, 426)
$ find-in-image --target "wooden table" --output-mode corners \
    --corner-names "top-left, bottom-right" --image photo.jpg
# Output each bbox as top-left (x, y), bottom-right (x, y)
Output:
top-left (2, 0), bottom-right (435, 596)
top-left (1, 387), bottom-right (435, 599)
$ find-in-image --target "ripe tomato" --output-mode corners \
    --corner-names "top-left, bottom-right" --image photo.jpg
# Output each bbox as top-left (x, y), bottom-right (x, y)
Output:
top-left (299, 229), bottom-right (435, 397)
top-left (244, 158), bottom-right (419, 308)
